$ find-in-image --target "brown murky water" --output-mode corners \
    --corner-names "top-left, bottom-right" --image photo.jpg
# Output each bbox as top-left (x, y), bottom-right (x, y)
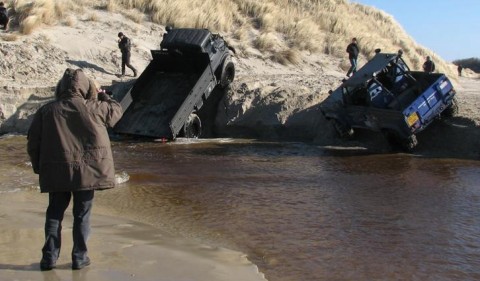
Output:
top-left (2, 135), bottom-right (480, 281)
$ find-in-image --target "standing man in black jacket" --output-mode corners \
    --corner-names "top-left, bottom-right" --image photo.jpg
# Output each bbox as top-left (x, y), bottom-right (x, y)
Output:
top-left (117, 32), bottom-right (137, 77)
top-left (422, 56), bottom-right (436, 73)
top-left (346, 37), bottom-right (359, 77)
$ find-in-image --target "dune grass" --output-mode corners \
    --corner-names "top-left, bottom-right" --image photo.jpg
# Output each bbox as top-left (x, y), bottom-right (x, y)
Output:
top-left (271, 49), bottom-right (302, 65)
top-left (2, 0), bottom-right (454, 76)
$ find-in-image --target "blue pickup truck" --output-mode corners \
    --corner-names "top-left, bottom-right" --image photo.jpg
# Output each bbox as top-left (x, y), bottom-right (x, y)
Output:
top-left (321, 51), bottom-right (458, 151)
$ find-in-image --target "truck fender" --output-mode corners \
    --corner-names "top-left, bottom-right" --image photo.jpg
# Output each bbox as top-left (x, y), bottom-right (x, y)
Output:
top-left (216, 56), bottom-right (235, 88)
top-left (441, 96), bottom-right (458, 118)
top-left (227, 45), bottom-right (237, 54)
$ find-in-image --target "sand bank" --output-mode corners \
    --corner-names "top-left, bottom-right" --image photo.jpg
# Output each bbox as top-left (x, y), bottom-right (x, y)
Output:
top-left (0, 191), bottom-right (267, 281)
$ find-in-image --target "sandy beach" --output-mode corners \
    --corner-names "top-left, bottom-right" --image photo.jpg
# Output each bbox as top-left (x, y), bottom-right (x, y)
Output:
top-left (0, 190), bottom-right (267, 281)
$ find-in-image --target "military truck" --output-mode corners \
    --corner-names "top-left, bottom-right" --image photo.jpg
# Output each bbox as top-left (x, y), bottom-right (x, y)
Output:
top-left (113, 28), bottom-right (235, 140)
top-left (321, 51), bottom-right (458, 151)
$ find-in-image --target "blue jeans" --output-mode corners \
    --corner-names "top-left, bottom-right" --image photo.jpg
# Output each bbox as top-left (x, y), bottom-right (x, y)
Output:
top-left (347, 58), bottom-right (357, 76)
top-left (42, 190), bottom-right (94, 265)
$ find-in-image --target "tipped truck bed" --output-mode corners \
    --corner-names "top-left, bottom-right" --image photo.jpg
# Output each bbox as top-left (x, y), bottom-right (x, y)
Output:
top-left (113, 28), bottom-right (234, 139)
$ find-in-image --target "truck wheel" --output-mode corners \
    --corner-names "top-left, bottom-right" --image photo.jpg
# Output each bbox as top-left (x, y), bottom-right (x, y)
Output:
top-left (331, 119), bottom-right (354, 138)
top-left (182, 113), bottom-right (202, 138)
top-left (383, 130), bottom-right (417, 152)
top-left (218, 56), bottom-right (235, 88)
top-left (399, 135), bottom-right (418, 152)
top-left (442, 97), bottom-right (458, 118)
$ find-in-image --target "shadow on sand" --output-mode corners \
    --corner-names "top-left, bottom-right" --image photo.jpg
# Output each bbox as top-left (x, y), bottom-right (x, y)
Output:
top-left (66, 60), bottom-right (115, 76)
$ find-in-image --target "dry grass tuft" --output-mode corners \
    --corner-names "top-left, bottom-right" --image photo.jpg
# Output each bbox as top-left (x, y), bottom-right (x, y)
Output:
top-left (233, 26), bottom-right (249, 42)
top-left (93, 0), bottom-right (117, 11)
top-left (121, 8), bottom-right (144, 23)
top-left (20, 15), bottom-right (41, 35)
top-left (85, 12), bottom-right (99, 22)
top-left (234, 43), bottom-right (250, 58)
top-left (8, 0), bottom-right (72, 34)
top-left (1, 33), bottom-right (20, 41)
top-left (324, 34), bottom-right (344, 57)
top-left (254, 32), bottom-right (280, 52)
top-left (271, 49), bottom-right (302, 65)
top-left (64, 15), bottom-right (76, 27)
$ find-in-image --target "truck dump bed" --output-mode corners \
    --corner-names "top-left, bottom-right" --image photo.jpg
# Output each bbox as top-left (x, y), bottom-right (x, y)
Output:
top-left (113, 51), bottom-right (213, 139)
top-left (113, 28), bottom-right (234, 140)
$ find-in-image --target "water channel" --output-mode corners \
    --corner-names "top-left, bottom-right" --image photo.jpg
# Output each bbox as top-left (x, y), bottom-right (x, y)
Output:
top-left (1, 135), bottom-right (479, 281)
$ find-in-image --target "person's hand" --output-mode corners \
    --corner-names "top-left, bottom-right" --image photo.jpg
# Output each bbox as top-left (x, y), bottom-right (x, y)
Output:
top-left (98, 89), bottom-right (111, 101)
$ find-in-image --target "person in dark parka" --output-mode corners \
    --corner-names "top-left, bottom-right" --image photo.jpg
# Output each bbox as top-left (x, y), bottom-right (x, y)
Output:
top-left (117, 32), bottom-right (137, 77)
top-left (27, 68), bottom-right (123, 271)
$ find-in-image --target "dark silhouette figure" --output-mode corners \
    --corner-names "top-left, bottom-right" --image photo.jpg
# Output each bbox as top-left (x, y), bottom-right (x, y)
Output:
top-left (346, 37), bottom-right (359, 77)
top-left (422, 56), bottom-right (436, 73)
top-left (117, 32), bottom-right (137, 77)
top-left (0, 2), bottom-right (9, 30)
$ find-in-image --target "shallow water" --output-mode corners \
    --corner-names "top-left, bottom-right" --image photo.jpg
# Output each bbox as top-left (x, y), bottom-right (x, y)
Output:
top-left (2, 135), bottom-right (480, 281)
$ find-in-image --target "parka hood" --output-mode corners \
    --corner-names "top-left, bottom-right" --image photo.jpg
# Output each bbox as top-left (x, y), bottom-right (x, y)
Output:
top-left (55, 68), bottom-right (90, 100)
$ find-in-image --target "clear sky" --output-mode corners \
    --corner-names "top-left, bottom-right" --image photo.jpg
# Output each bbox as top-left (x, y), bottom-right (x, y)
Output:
top-left (352, 0), bottom-right (480, 62)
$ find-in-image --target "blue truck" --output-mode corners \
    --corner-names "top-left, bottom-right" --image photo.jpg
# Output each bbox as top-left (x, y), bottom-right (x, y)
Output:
top-left (321, 51), bottom-right (458, 151)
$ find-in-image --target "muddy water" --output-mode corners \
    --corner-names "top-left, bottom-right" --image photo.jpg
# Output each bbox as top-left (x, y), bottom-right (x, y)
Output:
top-left (2, 135), bottom-right (480, 281)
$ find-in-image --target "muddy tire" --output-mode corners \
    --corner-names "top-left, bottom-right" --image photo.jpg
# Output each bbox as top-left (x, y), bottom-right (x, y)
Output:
top-left (442, 97), bottom-right (459, 118)
top-left (217, 56), bottom-right (235, 88)
top-left (182, 113), bottom-right (202, 138)
top-left (399, 135), bottom-right (418, 152)
top-left (383, 130), bottom-right (417, 152)
top-left (331, 119), bottom-right (354, 138)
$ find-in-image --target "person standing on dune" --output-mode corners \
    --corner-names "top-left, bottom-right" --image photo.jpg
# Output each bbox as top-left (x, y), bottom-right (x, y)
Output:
top-left (346, 37), bottom-right (359, 77)
top-left (457, 64), bottom-right (463, 76)
top-left (422, 56), bottom-right (436, 73)
top-left (117, 32), bottom-right (137, 77)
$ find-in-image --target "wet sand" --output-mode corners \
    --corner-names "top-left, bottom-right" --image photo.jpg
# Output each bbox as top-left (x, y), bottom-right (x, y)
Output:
top-left (0, 190), bottom-right (267, 281)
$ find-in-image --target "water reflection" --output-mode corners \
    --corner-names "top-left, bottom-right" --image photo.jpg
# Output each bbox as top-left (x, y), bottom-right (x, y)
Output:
top-left (2, 136), bottom-right (480, 281)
